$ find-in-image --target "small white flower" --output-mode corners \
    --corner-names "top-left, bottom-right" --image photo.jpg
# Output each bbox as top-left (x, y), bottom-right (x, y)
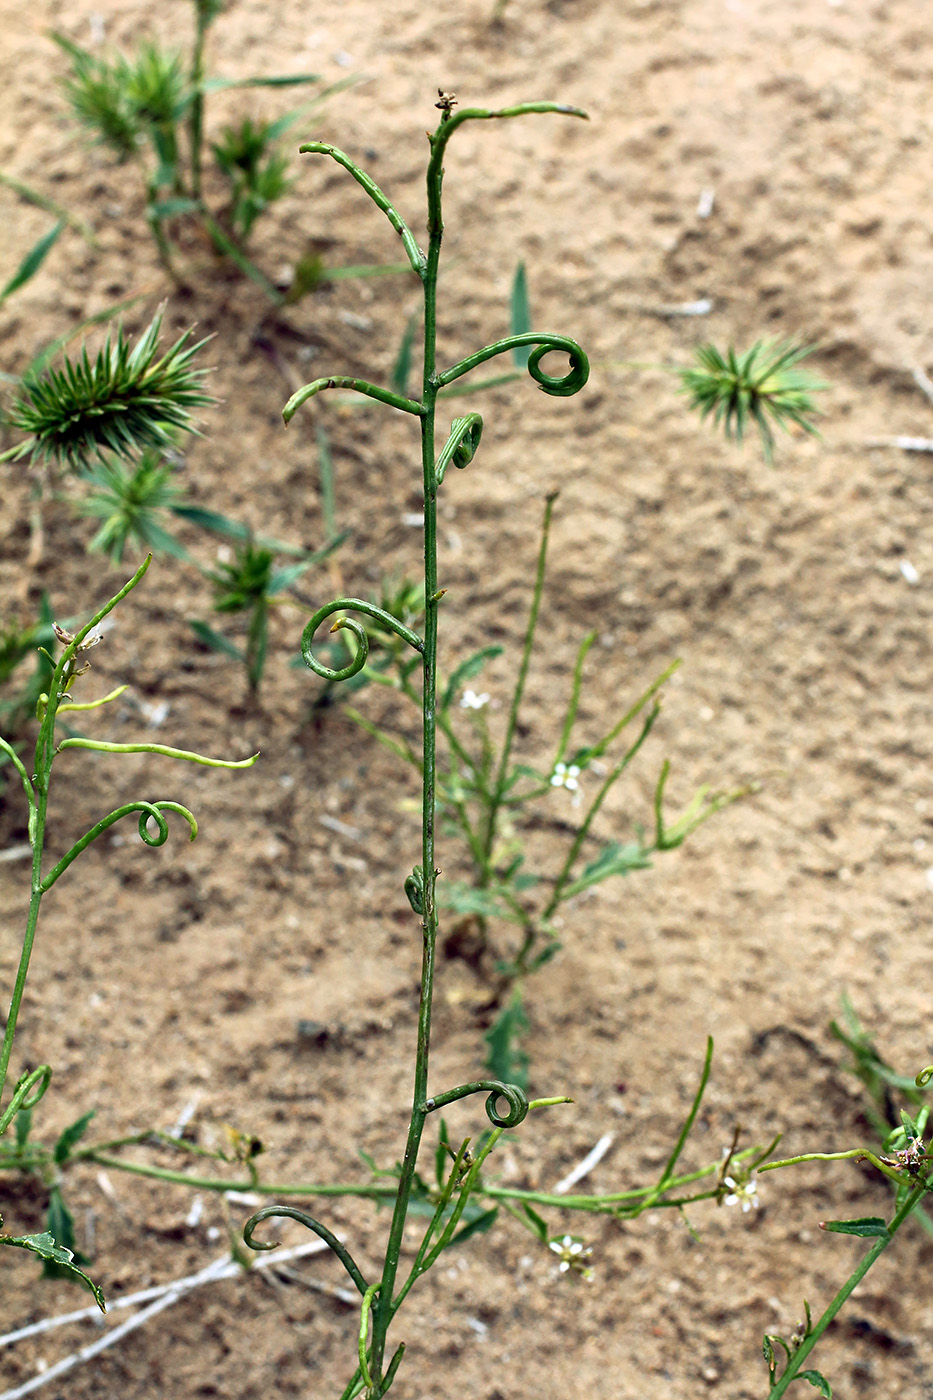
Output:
top-left (548, 1234), bottom-right (593, 1280)
top-left (550, 762), bottom-right (581, 791)
top-left (460, 689), bottom-right (490, 710)
top-left (723, 1174), bottom-right (759, 1213)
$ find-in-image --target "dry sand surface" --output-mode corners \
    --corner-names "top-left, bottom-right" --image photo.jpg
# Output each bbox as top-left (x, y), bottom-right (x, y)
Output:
top-left (2, 1), bottom-right (933, 1396)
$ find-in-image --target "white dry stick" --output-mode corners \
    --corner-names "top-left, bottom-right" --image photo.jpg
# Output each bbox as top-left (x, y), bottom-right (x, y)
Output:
top-left (167, 1093), bottom-right (201, 1140)
top-left (318, 814), bottom-right (363, 841)
top-left (0, 845), bottom-right (34, 865)
top-left (552, 1134), bottom-right (615, 1195)
top-left (866, 436), bottom-right (933, 452)
top-left (910, 364), bottom-right (933, 407)
top-left (0, 1240), bottom-right (332, 1394)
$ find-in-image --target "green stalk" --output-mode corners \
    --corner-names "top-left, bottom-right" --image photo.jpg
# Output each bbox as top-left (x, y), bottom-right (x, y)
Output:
top-left (0, 792), bottom-right (49, 1114)
top-left (767, 1186), bottom-right (925, 1398)
top-left (289, 101), bottom-right (589, 1399)
top-left (481, 491), bottom-right (557, 875)
top-left (189, 5), bottom-right (210, 200)
top-left (365, 109), bottom-right (444, 1399)
top-left (1, 559), bottom-right (150, 1113)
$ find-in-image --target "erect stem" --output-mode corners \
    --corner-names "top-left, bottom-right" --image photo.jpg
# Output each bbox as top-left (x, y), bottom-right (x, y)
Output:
top-left (366, 109), bottom-right (444, 1397)
top-left (767, 1185), bottom-right (925, 1398)
top-left (0, 792), bottom-right (49, 1115)
top-left (189, 6), bottom-right (209, 200)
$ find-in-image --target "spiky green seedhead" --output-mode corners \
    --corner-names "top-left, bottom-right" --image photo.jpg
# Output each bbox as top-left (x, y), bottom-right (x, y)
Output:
top-left (9, 308), bottom-right (213, 471)
top-left (678, 339), bottom-right (824, 462)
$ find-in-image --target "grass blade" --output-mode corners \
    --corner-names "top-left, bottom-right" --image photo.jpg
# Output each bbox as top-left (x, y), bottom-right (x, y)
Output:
top-left (0, 220), bottom-right (66, 304)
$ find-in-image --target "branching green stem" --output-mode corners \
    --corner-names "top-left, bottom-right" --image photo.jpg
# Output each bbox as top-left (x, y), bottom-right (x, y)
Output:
top-left (0, 556), bottom-right (255, 1124)
top-left (288, 98), bottom-right (589, 1399)
top-left (767, 1186), bottom-right (926, 1398)
top-left (482, 491), bottom-right (558, 875)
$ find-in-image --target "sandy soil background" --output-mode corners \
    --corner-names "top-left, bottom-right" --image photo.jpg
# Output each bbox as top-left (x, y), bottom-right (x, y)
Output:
top-left (2, 0), bottom-right (933, 1396)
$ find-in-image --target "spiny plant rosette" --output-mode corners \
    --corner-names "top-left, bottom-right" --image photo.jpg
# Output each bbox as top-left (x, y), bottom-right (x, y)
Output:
top-left (0, 555), bottom-right (256, 1299)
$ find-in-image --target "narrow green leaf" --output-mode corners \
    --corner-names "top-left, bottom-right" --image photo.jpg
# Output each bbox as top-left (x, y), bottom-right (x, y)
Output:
top-left (54, 1109), bottom-right (95, 1165)
top-left (149, 196), bottom-right (201, 220)
top-left (435, 1119), bottom-right (451, 1191)
top-left (441, 645), bottom-right (504, 712)
top-left (189, 620), bottom-right (244, 660)
top-left (391, 312), bottom-right (420, 398)
top-left (437, 881), bottom-right (524, 924)
top-left (484, 992), bottom-right (529, 1091)
top-left (510, 261), bottom-right (531, 366)
top-left (0, 1230), bottom-right (105, 1310)
top-left (522, 1203), bottom-right (549, 1243)
top-left (316, 425), bottom-right (336, 540)
top-left (322, 262), bottom-right (413, 281)
top-left (171, 505), bottom-right (344, 560)
top-left (200, 74), bottom-right (323, 93)
top-left (819, 1216), bottom-right (890, 1240)
top-left (44, 1187), bottom-right (91, 1279)
top-left (562, 841), bottom-right (652, 899)
top-left (14, 1108), bottom-right (32, 1152)
top-left (267, 559), bottom-right (315, 595)
top-left (1, 220), bottom-right (66, 303)
top-left (437, 370), bottom-right (523, 399)
top-left (798, 1370), bottom-right (832, 1398)
top-left (449, 1205), bottom-right (498, 1248)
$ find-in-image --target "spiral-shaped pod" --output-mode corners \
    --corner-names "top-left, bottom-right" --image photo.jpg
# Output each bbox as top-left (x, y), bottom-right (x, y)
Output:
top-left (916, 1066), bottom-right (933, 1088)
top-left (484, 1081), bottom-right (529, 1128)
top-left (301, 598), bottom-right (425, 683)
top-left (39, 801), bottom-right (198, 893)
top-left (425, 1078), bottom-right (529, 1129)
top-left (436, 332), bottom-right (589, 402)
top-left (527, 341), bottom-right (589, 397)
top-left (434, 413), bottom-right (484, 487)
top-left (244, 1204), bottom-right (368, 1296)
top-left (0, 1064), bottom-right (52, 1136)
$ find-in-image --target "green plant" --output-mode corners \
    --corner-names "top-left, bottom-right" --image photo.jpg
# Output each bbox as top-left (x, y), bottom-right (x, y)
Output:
top-left (253, 96), bottom-right (928, 1400)
top-left (211, 115), bottom-right (293, 241)
top-left (0, 558), bottom-right (257, 1300)
top-left (72, 449), bottom-right (191, 562)
top-left (2, 90), bottom-right (927, 1400)
top-left (51, 7), bottom-right (354, 291)
top-left (192, 533), bottom-right (344, 695)
top-left (0, 220), bottom-right (66, 309)
top-left (3, 305), bottom-right (211, 470)
top-left (678, 339), bottom-right (824, 462)
top-left (338, 487), bottom-right (747, 1012)
top-left (272, 97), bottom-right (742, 1393)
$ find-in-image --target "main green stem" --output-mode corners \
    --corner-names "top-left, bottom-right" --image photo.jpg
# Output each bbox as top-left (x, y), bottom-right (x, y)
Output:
top-left (768, 1185), bottom-right (925, 1397)
top-left (366, 114), bottom-right (447, 1395)
top-left (0, 793), bottom-right (48, 1114)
